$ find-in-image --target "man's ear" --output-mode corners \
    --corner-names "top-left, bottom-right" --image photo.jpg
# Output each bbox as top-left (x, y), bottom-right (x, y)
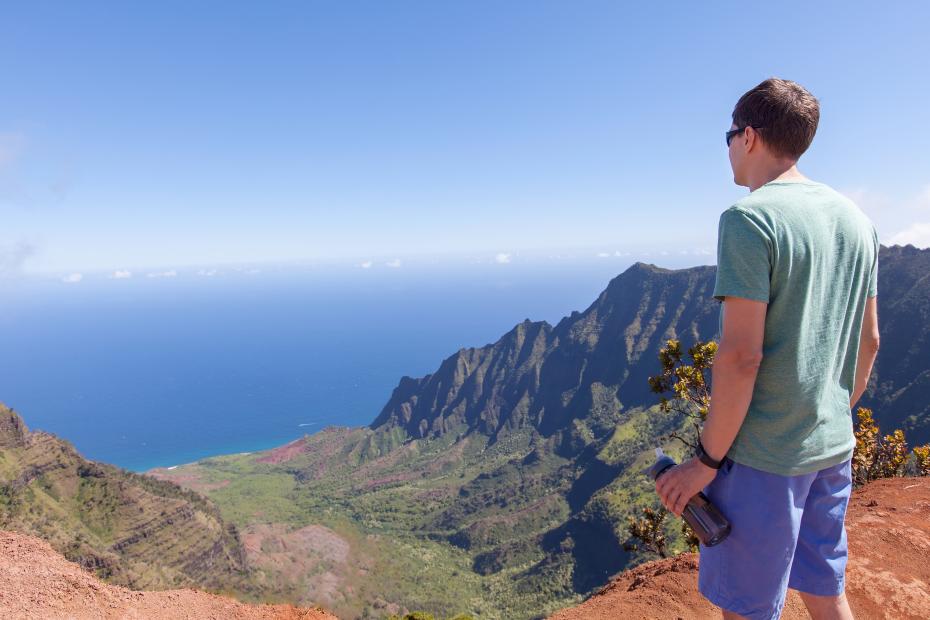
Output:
top-left (744, 126), bottom-right (760, 153)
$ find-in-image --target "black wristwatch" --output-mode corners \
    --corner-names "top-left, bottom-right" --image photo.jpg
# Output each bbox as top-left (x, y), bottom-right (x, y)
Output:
top-left (695, 439), bottom-right (725, 470)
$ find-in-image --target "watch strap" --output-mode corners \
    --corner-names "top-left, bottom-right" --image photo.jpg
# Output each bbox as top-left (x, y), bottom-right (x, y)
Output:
top-left (696, 439), bottom-right (724, 469)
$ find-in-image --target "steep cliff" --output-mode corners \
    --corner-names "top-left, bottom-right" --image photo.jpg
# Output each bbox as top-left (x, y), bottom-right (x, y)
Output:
top-left (372, 246), bottom-right (930, 450)
top-left (0, 404), bottom-right (251, 594)
top-left (371, 261), bottom-right (719, 449)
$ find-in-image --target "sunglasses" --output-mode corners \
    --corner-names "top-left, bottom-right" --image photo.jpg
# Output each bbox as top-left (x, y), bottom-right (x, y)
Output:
top-left (726, 125), bottom-right (765, 147)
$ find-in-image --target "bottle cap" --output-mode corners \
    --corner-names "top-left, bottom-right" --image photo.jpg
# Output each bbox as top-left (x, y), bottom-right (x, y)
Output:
top-left (644, 447), bottom-right (678, 480)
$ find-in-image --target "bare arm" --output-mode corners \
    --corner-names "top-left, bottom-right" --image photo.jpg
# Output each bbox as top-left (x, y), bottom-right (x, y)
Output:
top-left (700, 297), bottom-right (767, 462)
top-left (656, 296), bottom-right (766, 516)
top-left (850, 295), bottom-right (880, 409)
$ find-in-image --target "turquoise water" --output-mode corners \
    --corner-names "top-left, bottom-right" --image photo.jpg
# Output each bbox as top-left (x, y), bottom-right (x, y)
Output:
top-left (0, 261), bottom-right (629, 471)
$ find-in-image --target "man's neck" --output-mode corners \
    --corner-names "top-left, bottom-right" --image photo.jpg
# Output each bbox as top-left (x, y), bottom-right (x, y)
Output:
top-left (747, 162), bottom-right (809, 192)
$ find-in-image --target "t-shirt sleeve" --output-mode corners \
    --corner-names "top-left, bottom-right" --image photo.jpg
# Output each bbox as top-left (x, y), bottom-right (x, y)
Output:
top-left (867, 225), bottom-right (878, 298)
top-left (712, 207), bottom-right (772, 303)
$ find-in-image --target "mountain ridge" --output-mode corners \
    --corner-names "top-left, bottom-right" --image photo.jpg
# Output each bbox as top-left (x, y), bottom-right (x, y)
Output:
top-left (370, 246), bottom-right (929, 449)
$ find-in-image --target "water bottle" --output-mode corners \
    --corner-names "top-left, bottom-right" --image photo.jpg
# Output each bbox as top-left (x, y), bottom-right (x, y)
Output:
top-left (646, 447), bottom-right (731, 546)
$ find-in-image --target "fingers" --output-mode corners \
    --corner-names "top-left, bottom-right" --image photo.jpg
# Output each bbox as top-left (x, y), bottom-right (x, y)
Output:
top-left (656, 475), bottom-right (686, 517)
top-left (656, 475), bottom-right (676, 514)
top-left (668, 488), bottom-right (683, 517)
top-left (657, 479), bottom-right (670, 505)
top-left (657, 488), bottom-right (668, 511)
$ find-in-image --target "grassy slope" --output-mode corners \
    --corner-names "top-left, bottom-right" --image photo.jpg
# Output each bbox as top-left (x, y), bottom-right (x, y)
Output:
top-left (0, 405), bottom-right (251, 595)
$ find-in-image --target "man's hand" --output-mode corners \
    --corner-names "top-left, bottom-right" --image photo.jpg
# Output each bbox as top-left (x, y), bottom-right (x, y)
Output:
top-left (655, 456), bottom-right (718, 517)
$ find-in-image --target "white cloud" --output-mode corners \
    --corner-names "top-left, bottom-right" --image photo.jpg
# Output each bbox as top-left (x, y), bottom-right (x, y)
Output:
top-left (385, 258), bottom-right (401, 268)
top-left (614, 250), bottom-right (631, 257)
top-left (888, 222), bottom-right (930, 248)
top-left (147, 270), bottom-right (177, 278)
top-left (494, 253), bottom-right (511, 264)
top-left (360, 260), bottom-right (373, 269)
top-left (197, 269), bottom-right (217, 277)
top-left (839, 185), bottom-right (930, 245)
top-left (596, 252), bottom-right (610, 258)
top-left (109, 270), bottom-right (132, 279)
top-left (62, 272), bottom-right (83, 284)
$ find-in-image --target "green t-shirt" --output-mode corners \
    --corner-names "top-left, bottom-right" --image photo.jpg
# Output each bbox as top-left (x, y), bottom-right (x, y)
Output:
top-left (712, 179), bottom-right (879, 476)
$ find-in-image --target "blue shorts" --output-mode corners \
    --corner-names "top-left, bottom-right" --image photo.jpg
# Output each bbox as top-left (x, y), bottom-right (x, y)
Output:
top-left (698, 455), bottom-right (852, 620)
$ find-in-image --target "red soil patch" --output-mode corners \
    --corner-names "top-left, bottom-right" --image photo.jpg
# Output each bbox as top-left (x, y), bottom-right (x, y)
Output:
top-left (256, 436), bottom-right (311, 464)
top-left (549, 476), bottom-right (930, 619)
top-left (240, 523), bottom-right (353, 608)
top-left (0, 529), bottom-right (337, 620)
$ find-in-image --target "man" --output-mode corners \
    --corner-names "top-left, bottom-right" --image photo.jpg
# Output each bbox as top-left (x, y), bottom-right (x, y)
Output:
top-left (655, 77), bottom-right (880, 620)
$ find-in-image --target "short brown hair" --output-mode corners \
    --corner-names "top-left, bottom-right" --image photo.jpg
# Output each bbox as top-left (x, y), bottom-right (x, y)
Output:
top-left (732, 78), bottom-right (820, 160)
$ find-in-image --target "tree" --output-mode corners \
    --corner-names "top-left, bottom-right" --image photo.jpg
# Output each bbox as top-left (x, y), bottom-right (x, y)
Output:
top-left (647, 338), bottom-right (718, 450)
top-left (623, 505), bottom-right (668, 558)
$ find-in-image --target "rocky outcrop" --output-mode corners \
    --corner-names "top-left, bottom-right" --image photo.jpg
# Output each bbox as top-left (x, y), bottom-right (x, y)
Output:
top-left (0, 406), bottom-right (28, 449)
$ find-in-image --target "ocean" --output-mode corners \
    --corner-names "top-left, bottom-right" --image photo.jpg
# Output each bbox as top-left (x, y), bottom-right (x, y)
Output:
top-left (0, 258), bottom-right (640, 471)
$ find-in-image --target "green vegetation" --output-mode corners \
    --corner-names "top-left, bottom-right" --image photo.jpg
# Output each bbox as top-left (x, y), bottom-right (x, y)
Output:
top-left (153, 392), bottom-right (697, 619)
top-left (852, 407), bottom-right (930, 485)
top-left (0, 403), bottom-right (251, 595)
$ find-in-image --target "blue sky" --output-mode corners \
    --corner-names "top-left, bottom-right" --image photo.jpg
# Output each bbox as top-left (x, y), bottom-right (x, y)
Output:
top-left (1, 1), bottom-right (928, 277)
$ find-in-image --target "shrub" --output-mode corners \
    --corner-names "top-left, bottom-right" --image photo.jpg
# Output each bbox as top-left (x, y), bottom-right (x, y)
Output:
top-left (852, 407), bottom-right (930, 486)
top-left (623, 505), bottom-right (668, 558)
top-left (913, 445), bottom-right (930, 477)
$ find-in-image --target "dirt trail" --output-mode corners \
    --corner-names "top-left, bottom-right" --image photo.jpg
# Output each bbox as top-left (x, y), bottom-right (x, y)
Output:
top-left (0, 530), bottom-right (337, 620)
top-left (549, 476), bottom-right (930, 619)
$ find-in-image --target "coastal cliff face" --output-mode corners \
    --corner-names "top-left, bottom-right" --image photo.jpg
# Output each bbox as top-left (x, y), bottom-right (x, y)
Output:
top-left (0, 404), bottom-right (250, 594)
top-left (370, 261), bottom-right (720, 447)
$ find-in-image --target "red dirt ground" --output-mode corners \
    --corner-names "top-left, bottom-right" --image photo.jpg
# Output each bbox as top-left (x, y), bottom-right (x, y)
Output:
top-left (549, 476), bottom-right (930, 619)
top-left (0, 530), bottom-right (338, 620)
